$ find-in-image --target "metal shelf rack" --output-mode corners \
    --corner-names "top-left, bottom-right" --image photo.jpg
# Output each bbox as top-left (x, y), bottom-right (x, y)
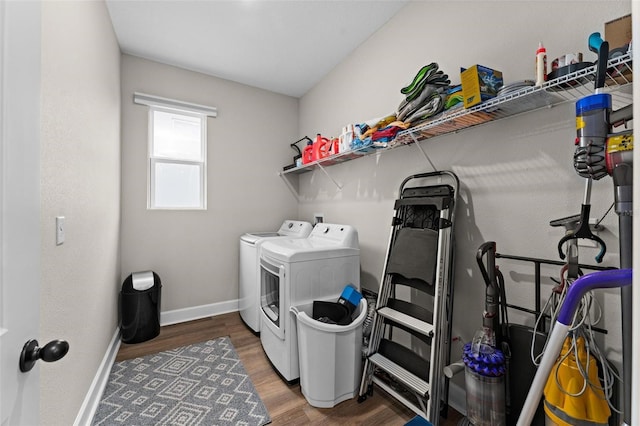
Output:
top-left (280, 52), bottom-right (633, 179)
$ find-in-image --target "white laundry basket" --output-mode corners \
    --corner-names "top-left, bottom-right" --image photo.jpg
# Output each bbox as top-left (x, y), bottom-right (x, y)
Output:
top-left (290, 298), bottom-right (367, 408)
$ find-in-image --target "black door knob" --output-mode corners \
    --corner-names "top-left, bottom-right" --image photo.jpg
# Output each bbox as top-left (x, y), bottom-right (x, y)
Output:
top-left (19, 339), bottom-right (69, 372)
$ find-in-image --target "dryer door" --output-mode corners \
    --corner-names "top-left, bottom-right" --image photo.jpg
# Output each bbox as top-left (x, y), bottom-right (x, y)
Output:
top-left (259, 256), bottom-right (285, 340)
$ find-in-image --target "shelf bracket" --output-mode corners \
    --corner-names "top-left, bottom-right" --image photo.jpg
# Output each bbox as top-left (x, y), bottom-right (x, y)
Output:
top-left (277, 160), bottom-right (343, 201)
top-left (409, 133), bottom-right (437, 171)
top-left (315, 162), bottom-right (344, 190)
top-left (278, 172), bottom-right (301, 201)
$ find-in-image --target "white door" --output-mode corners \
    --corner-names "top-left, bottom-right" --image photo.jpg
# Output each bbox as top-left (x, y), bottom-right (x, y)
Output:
top-left (0, 1), bottom-right (43, 424)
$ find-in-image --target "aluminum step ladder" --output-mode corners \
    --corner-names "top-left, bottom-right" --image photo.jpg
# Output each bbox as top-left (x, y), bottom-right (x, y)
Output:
top-left (358, 171), bottom-right (458, 425)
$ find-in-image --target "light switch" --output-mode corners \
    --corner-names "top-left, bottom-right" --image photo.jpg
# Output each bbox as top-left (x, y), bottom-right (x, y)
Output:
top-left (56, 216), bottom-right (65, 245)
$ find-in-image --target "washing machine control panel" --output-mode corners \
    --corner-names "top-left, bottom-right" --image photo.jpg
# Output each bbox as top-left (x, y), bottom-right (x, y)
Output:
top-left (309, 223), bottom-right (358, 248)
top-left (276, 220), bottom-right (313, 236)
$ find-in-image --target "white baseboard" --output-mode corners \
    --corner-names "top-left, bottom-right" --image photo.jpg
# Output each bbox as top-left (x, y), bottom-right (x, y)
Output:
top-left (73, 328), bottom-right (121, 426)
top-left (160, 298), bottom-right (239, 326)
top-left (74, 300), bottom-right (239, 425)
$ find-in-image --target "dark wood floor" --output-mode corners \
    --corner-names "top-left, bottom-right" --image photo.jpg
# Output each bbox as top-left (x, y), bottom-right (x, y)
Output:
top-left (116, 312), bottom-right (463, 425)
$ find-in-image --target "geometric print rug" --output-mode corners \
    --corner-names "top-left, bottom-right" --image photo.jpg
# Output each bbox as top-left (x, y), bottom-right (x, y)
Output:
top-left (92, 336), bottom-right (271, 426)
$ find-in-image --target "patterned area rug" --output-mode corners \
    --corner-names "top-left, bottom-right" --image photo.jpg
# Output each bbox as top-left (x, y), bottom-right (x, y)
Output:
top-left (92, 336), bottom-right (271, 425)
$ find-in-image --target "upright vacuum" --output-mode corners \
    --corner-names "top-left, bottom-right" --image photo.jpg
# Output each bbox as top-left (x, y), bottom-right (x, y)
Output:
top-left (457, 242), bottom-right (510, 426)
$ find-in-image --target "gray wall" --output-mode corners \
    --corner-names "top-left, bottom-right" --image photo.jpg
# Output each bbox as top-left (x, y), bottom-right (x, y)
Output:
top-left (296, 0), bottom-right (631, 408)
top-left (120, 55), bottom-right (299, 312)
top-left (39, 1), bottom-right (121, 425)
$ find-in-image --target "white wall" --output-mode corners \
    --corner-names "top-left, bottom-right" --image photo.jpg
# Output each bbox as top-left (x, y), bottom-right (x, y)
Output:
top-left (39, 1), bottom-right (121, 425)
top-left (120, 56), bottom-right (299, 313)
top-left (297, 0), bottom-right (631, 410)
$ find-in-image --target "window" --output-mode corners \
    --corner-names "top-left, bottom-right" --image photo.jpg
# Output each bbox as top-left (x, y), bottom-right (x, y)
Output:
top-left (149, 107), bottom-right (206, 209)
top-left (133, 93), bottom-right (217, 210)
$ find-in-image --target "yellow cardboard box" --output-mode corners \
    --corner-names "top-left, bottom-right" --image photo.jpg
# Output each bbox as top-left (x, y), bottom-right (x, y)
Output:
top-left (461, 65), bottom-right (503, 108)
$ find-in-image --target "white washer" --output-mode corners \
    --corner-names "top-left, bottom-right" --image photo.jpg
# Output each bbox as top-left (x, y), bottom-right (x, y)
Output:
top-left (259, 223), bottom-right (360, 381)
top-left (239, 220), bottom-right (312, 333)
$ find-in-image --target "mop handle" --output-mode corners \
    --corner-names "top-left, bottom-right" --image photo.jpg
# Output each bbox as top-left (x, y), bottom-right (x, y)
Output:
top-left (516, 268), bottom-right (632, 426)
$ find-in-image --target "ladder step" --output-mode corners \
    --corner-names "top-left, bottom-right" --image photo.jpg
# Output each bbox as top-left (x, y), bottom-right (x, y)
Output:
top-left (378, 307), bottom-right (434, 337)
top-left (387, 298), bottom-right (433, 324)
top-left (371, 376), bottom-right (426, 418)
top-left (390, 274), bottom-right (435, 295)
top-left (401, 184), bottom-right (454, 200)
top-left (369, 352), bottom-right (430, 397)
top-left (378, 339), bottom-right (430, 381)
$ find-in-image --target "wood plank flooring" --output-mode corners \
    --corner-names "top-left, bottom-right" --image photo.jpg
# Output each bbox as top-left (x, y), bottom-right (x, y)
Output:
top-left (116, 312), bottom-right (464, 425)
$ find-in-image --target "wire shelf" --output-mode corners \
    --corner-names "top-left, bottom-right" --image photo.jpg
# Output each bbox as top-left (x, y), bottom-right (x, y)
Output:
top-left (395, 51), bottom-right (633, 145)
top-left (282, 52), bottom-right (633, 176)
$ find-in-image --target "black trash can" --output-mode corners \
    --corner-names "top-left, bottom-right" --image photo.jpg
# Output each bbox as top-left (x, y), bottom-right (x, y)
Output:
top-left (119, 271), bottom-right (161, 344)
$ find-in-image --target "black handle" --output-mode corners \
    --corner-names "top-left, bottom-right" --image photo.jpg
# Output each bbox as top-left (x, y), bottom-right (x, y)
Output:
top-left (19, 339), bottom-right (69, 372)
top-left (476, 241), bottom-right (497, 288)
top-left (290, 136), bottom-right (312, 156)
top-left (588, 33), bottom-right (609, 91)
top-left (398, 170), bottom-right (460, 197)
top-left (557, 204), bottom-right (606, 263)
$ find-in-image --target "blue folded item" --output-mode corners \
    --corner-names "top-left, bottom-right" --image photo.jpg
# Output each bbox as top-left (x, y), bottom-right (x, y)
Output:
top-left (351, 136), bottom-right (372, 149)
top-left (338, 284), bottom-right (362, 311)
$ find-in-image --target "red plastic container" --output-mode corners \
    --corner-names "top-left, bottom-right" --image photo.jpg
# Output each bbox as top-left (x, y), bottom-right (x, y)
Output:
top-left (313, 134), bottom-right (331, 160)
top-left (302, 144), bottom-right (315, 164)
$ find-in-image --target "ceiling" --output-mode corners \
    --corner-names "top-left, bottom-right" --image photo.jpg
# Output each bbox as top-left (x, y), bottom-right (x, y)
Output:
top-left (105, 0), bottom-right (408, 98)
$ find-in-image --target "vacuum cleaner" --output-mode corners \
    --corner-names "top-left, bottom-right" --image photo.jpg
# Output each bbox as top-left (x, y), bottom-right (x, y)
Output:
top-left (560, 31), bottom-right (633, 426)
top-left (517, 269), bottom-right (632, 426)
top-left (457, 242), bottom-right (510, 426)
top-left (521, 32), bottom-right (633, 426)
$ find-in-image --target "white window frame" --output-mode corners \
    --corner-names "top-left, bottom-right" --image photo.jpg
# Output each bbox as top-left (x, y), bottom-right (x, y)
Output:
top-left (134, 92), bottom-right (217, 210)
top-left (148, 106), bottom-right (207, 210)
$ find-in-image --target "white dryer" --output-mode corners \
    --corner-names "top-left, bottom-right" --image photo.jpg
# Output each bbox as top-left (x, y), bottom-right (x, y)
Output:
top-left (239, 220), bottom-right (312, 333)
top-left (259, 223), bottom-right (360, 381)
